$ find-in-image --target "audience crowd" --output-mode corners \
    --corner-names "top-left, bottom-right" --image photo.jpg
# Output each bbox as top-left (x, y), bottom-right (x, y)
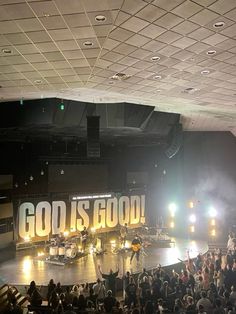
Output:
top-left (4, 234), bottom-right (236, 314)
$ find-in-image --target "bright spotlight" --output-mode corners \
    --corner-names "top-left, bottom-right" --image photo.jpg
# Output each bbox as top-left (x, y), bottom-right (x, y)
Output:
top-left (211, 229), bottom-right (216, 237)
top-left (189, 201), bottom-right (194, 209)
top-left (170, 221), bottom-right (175, 228)
top-left (209, 206), bottom-right (217, 218)
top-left (189, 214), bottom-right (196, 223)
top-left (168, 203), bottom-right (177, 217)
top-left (211, 219), bottom-right (215, 226)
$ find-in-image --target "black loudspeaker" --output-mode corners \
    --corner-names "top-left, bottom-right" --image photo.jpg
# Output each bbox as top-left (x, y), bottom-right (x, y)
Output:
top-left (165, 123), bottom-right (183, 159)
top-left (87, 116), bottom-right (100, 158)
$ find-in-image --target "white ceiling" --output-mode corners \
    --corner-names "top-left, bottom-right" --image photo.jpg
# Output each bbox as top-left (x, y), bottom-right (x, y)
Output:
top-left (0, 0), bottom-right (235, 135)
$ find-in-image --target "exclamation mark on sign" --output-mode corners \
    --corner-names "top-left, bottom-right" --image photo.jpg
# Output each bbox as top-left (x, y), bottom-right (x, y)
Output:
top-left (140, 195), bottom-right (145, 224)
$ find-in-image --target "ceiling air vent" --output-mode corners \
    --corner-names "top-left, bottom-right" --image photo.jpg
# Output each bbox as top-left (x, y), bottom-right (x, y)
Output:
top-left (111, 73), bottom-right (131, 81)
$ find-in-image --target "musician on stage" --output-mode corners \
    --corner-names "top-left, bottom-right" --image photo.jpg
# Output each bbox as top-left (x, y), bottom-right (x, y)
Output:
top-left (130, 234), bottom-right (142, 263)
top-left (81, 226), bottom-right (89, 251)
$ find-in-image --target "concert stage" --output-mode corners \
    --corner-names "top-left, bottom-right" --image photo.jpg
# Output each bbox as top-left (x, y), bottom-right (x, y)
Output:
top-left (0, 238), bottom-right (208, 286)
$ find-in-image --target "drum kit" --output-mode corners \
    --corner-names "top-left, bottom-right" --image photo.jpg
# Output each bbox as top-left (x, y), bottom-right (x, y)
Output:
top-left (48, 238), bottom-right (80, 260)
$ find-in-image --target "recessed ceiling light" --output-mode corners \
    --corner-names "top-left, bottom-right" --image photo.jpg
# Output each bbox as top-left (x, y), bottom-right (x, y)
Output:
top-left (153, 75), bottom-right (162, 79)
top-left (34, 79), bottom-right (42, 84)
top-left (213, 21), bottom-right (225, 28)
top-left (207, 50), bottom-right (216, 56)
top-left (151, 56), bottom-right (160, 61)
top-left (43, 12), bottom-right (51, 17)
top-left (201, 70), bottom-right (210, 75)
top-left (83, 41), bottom-right (93, 47)
top-left (2, 48), bottom-right (12, 54)
top-left (95, 15), bottom-right (106, 22)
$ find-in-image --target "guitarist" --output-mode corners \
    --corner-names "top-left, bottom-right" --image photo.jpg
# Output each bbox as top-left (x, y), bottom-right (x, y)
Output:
top-left (81, 226), bottom-right (89, 251)
top-left (130, 234), bottom-right (142, 263)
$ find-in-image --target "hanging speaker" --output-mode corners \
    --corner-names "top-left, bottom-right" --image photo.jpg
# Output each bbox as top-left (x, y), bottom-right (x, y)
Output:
top-left (165, 123), bottom-right (183, 159)
top-left (87, 116), bottom-right (100, 158)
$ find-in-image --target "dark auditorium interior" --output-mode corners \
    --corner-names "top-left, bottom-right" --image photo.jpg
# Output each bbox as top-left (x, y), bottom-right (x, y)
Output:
top-left (0, 0), bottom-right (236, 313)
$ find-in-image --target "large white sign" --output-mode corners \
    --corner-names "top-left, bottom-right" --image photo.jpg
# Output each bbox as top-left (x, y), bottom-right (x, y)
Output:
top-left (18, 195), bottom-right (146, 240)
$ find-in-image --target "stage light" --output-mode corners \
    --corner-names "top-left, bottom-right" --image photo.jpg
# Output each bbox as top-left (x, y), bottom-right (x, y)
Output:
top-left (110, 240), bottom-right (116, 248)
top-left (168, 203), bottom-right (177, 217)
top-left (37, 251), bottom-right (44, 256)
top-left (40, 169), bottom-right (44, 176)
top-left (170, 221), bottom-right (175, 228)
top-left (211, 219), bottom-right (215, 226)
top-left (189, 201), bottom-right (194, 209)
top-left (60, 169), bottom-right (64, 175)
top-left (91, 227), bottom-right (96, 233)
top-left (63, 230), bottom-right (69, 237)
top-left (29, 175), bottom-right (34, 181)
top-left (209, 206), bottom-right (217, 217)
top-left (190, 225), bottom-right (195, 233)
top-left (24, 235), bottom-right (31, 242)
top-left (189, 214), bottom-right (196, 223)
top-left (124, 241), bottom-right (130, 249)
top-left (211, 229), bottom-right (216, 236)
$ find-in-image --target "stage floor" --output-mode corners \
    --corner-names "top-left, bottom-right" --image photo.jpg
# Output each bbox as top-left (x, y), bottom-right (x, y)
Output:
top-left (0, 238), bottom-right (208, 286)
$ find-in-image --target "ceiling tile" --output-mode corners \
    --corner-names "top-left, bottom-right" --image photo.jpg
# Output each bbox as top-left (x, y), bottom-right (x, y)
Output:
top-left (220, 24), bottom-right (236, 38)
top-left (54, 0), bottom-right (84, 14)
top-left (114, 11), bottom-right (131, 26)
top-left (208, 0), bottom-right (236, 14)
top-left (152, 0), bottom-right (185, 11)
top-left (48, 29), bottom-right (74, 41)
top-left (157, 31), bottom-right (182, 44)
top-left (26, 31), bottom-right (52, 43)
top-left (171, 20), bottom-right (199, 35)
top-left (40, 16), bottom-right (67, 30)
top-left (121, 16), bottom-right (149, 33)
top-left (33, 62), bottom-right (53, 70)
top-left (103, 38), bottom-right (120, 50)
top-left (63, 13), bottom-right (90, 28)
top-left (190, 9), bottom-right (219, 26)
top-left (127, 34), bottom-right (151, 48)
top-left (186, 41), bottom-right (209, 53)
top-left (154, 13), bottom-right (184, 29)
top-left (172, 0), bottom-right (202, 18)
top-left (203, 33), bottom-right (228, 46)
top-left (35, 42), bottom-right (58, 53)
top-left (109, 27), bottom-right (134, 41)
top-left (15, 43), bottom-right (39, 54)
top-left (136, 4), bottom-right (166, 22)
top-left (142, 40), bottom-right (166, 52)
top-left (2, 3), bottom-right (35, 19)
top-left (56, 40), bottom-right (78, 51)
top-left (158, 45), bottom-right (181, 56)
top-left (24, 53), bottom-right (46, 63)
top-left (50, 60), bottom-right (71, 69)
top-left (0, 20), bottom-right (21, 34)
top-left (130, 48), bottom-right (152, 59)
top-left (15, 18), bottom-right (44, 32)
top-left (121, 0), bottom-right (147, 15)
top-left (43, 51), bottom-right (65, 62)
top-left (62, 50), bottom-right (84, 60)
top-left (29, 1), bottom-right (60, 17)
top-left (140, 24), bottom-right (166, 39)
top-left (113, 43), bottom-right (137, 55)
top-left (72, 27), bottom-right (96, 39)
top-left (102, 51), bottom-right (124, 62)
top-left (4, 33), bottom-right (31, 45)
top-left (188, 27), bottom-right (214, 41)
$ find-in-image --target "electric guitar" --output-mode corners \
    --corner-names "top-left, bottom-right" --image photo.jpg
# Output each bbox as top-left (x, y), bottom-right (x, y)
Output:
top-left (131, 243), bottom-right (141, 252)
